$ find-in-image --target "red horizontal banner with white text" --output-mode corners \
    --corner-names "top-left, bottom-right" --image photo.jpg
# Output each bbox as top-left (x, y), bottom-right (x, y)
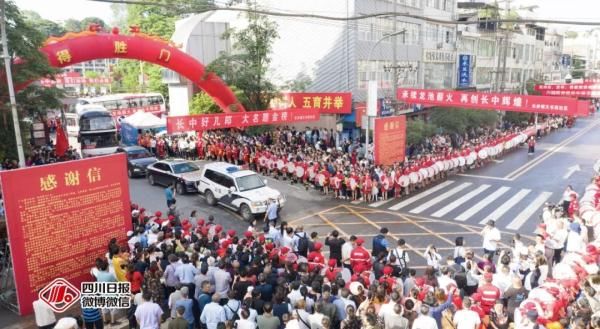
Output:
top-left (39, 76), bottom-right (112, 87)
top-left (534, 83), bottom-right (600, 91)
top-left (538, 90), bottom-right (600, 98)
top-left (397, 88), bottom-right (580, 116)
top-left (167, 109), bottom-right (321, 133)
top-left (270, 92), bottom-right (352, 114)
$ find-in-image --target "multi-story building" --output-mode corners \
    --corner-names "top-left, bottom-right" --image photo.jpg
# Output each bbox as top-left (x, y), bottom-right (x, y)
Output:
top-left (563, 29), bottom-right (600, 79)
top-left (456, 1), bottom-right (544, 93)
top-left (167, 0), bottom-right (459, 116)
top-left (543, 30), bottom-right (567, 82)
top-left (62, 59), bottom-right (117, 75)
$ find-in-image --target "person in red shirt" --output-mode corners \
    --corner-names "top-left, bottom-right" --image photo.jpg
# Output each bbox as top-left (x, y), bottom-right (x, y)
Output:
top-left (568, 193), bottom-right (579, 219)
top-left (324, 259), bottom-right (341, 283)
top-left (350, 171), bottom-right (359, 201)
top-left (350, 238), bottom-right (371, 274)
top-left (528, 136), bottom-right (536, 155)
top-left (126, 263), bottom-right (143, 294)
top-left (476, 272), bottom-right (500, 315)
top-left (363, 175), bottom-right (373, 203)
top-left (307, 242), bottom-right (325, 272)
top-left (378, 266), bottom-right (396, 294)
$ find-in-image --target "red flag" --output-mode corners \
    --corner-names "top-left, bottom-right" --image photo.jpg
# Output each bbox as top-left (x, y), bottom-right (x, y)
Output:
top-left (55, 120), bottom-right (69, 157)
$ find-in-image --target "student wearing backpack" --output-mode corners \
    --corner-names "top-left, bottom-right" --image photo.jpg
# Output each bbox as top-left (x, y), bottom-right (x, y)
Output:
top-left (388, 238), bottom-right (410, 278)
top-left (293, 226), bottom-right (309, 257)
top-left (372, 227), bottom-right (390, 259)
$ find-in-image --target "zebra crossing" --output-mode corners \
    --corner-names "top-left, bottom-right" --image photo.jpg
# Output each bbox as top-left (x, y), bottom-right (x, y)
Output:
top-left (368, 180), bottom-right (554, 232)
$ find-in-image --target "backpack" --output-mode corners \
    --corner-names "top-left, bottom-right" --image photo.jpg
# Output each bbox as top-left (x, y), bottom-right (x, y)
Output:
top-left (295, 233), bottom-right (309, 256)
top-left (372, 235), bottom-right (387, 257)
top-left (225, 301), bottom-right (240, 321)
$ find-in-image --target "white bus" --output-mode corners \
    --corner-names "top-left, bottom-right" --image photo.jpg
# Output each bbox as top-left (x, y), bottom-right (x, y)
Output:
top-left (77, 105), bottom-right (119, 158)
top-left (75, 93), bottom-right (166, 118)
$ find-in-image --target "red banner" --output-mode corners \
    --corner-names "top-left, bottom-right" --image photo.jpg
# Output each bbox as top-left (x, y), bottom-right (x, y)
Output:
top-left (374, 116), bottom-right (407, 166)
top-left (578, 100), bottom-right (592, 117)
top-left (0, 154), bottom-right (132, 315)
top-left (111, 105), bottom-right (163, 118)
top-left (538, 90), bottom-right (600, 98)
top-left (534, 83), bottom-right (600, 91)
top-left (167, 109), bottom-right (321, 133)
top-left (270, 92), bottom-right (352, 114)
top-left (397, 88), bottom-right (579, 116)
top-left (39, 76), bottom-right (112, 87)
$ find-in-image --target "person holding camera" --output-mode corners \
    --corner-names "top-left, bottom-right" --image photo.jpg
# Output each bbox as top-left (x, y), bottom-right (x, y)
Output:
top-left (424, 245), bottom-right (442, 272)
top-left (482, 220), bottom-right (501, 260)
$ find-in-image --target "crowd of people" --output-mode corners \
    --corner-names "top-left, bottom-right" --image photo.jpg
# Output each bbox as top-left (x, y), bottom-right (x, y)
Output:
top-left (33, 169), bottom-right (600, 329)
top-left (136, 116), bottom-right (565, 203)
top-left (0, 143), bottom-right (79, 171)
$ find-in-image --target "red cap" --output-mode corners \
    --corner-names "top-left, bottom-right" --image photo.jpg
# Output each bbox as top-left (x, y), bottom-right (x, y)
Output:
top-left (383, 266), bottom-right (393, 275)
top-left (139, 208), bottom-right (146, 213)
top-left (200, 227), bottom-right (209, 236)
top-left (265, 243), bottom-right (274, 251)
top-left (168, 215), bottom-right (175, 220)
top-left (198, 219), bottom-right (205, 226)
top-left (587, 244), bottom-right (598, 255)
top-left (155, 211), bottom-right (162, 217)
top-left (258, 235), bottom-right (265, 243)
top-left (244, 231), bottom-right (253, 238)
top-left (228, 229), bottom-right (236, 237)
top-left (281, 247), bottom-right (290, 255)
top-left (415, 277), bottom-right (425, 286)
top-left (314, 242), bottom-right (323, 251)
top-left (356, 238), bottom-right (365, 246)
top-left (182, 219), bottom-right (189, 224)
top-left (215, 225), bottom-right (223, 233)
top-left (328, 259), bottom-right (337, 267)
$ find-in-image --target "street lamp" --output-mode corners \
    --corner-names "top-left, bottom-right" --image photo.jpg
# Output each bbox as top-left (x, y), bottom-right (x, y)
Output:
top-left (365, 29), bottom-right (406, 157)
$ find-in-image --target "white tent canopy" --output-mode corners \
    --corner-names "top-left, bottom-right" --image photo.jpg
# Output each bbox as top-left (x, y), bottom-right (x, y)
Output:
top-left (121, 111), bottom-right (166, 129)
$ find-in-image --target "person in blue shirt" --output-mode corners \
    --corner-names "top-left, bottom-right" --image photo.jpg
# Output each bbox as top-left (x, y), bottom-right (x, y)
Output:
top-left (263, 198), bottom-right (279, 225)
top-left (81, 307), bottom-right (103, 329)
top-left (165, 184), bottom-right (176, 208)
top-left (197, 281), bottom-right (212, 316)
top-left (174, 287), bottom-right (195, 329)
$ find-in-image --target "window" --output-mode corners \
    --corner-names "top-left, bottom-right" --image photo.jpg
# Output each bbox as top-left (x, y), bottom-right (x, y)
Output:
top-left (478, 39), bottom-right (495, 57)
top-left (236, 174), bottom-right (266, 192)
top-left (155, 163), bottom-right (171, 172)
top-left (475, 67), bottom-right (492, 84)
top-left (357, 60), bottom-right (419, 89)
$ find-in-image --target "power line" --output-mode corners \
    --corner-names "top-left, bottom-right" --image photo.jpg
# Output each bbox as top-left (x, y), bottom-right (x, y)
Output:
top-left (87, 0), bottom-right (600, 26)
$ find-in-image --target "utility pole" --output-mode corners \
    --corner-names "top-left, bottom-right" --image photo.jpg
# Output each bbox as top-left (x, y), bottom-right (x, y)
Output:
top-left (392, 0), bottom-right (398, 101)
top-left (499, 0), bottom-right (510, 92)
top-left (1, 0), bottom-right (25, 167)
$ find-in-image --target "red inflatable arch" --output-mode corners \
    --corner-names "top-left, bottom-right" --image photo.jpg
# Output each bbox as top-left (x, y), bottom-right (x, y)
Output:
top-left (16, 28), bottom-right (245, 113)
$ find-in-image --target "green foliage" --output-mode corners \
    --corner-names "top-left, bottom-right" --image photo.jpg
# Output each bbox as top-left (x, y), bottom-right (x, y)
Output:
top-left (284, 72), bottom-right (312, 92)
top-left (208, 9), bottom-right (280, 111)
top-left (80, 17), bottom-right (107, 31)
top-left (0, 1), bottom-right (63, 159)
top-left (22, 10), bottom-right (66, 38)
top-left (572, 55), bottom-right (586, 79)
top-left (525, 78), bottom-right (543, 96)
top-left (430, 107), bottom-right (499, 134)
top-left (564, 31), bottom-right (579, 39)
top-left (63, 18), bottom-right (82, 32)
top-left (83, 71), bottom-right (100, 78)
top-left (189, 91), bottom-right (221, 114)
top-left (406, 118), bottom-right (436, 146)
top-left (504, 112), bottom-right (531, 126)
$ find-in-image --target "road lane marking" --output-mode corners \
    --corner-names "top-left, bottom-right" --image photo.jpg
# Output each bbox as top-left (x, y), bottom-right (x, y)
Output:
top-left (431, 184), bottom-right (491, 218)
top-left (455, 186), bottom-right (511, 221)
top-left (505, 119), bottom-right (600, 180)
top-left (369, 198), bottom-right (396, 208)
top-left (388, 180), bottom-right (454, 210)
top-left (479, 189), bottom-right (531, 224)
top-left (506, 191), bottom-right (552, 230)
top-left (409, 182), bottom-right (472, 214)
top-left (456, 174), bottom-right (511, 181)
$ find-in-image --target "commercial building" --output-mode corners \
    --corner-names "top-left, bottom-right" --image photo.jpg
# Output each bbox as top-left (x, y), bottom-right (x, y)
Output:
top-left (167, 0), bottom-right (458, 117)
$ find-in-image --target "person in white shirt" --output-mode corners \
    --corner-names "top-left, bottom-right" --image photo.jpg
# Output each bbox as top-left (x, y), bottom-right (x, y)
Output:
top-left (32, 298), bottom-right (56, 329)
top-left (566, 222), bottom-right (585, 254)
top-left (453, 298), bottom-right (480, 329)
top-left (388, 239), bottom-right (410, 270)
top-left (412, 304), bottom-right (438, 329)
top-left (482, 220), bottom-right (501, 260)
top-left (492, 265), bottom-right (513, 294)
top-left (437, 266), bottom-right (457, 294)
top-left (135, 291), bottom-right (163, 329)
top-left (548, 220), bottom-right (567, 264)
top-left (281, 228), bottom-right (295, 250)
top-left (308, 303), bottom-right (325, 329)
top-left (424, 245), bottom-right (442, 271)
top-left (378, 291), bottom-right (401, 321)
top-left (341, 236), bottom-right (357, 270)
top-left (234, 308), bottom-right (257, 329)
top-left (200, 293), bottom-right (227, 329)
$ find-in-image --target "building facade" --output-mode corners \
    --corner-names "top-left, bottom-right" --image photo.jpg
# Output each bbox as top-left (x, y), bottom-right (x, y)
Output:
top-left (167, 0), bottom-right (458, 115)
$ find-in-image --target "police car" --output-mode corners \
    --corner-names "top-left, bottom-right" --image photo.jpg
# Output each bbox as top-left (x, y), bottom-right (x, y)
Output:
top-left (197, 162), bottom-right (285, 221)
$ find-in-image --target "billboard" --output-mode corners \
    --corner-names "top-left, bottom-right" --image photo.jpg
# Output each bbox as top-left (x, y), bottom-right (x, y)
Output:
top-left (397, 88), bottom-right (581, 116)
top-left (458, 54), bottom-right (471, 88)
top-left (374, 116), bottom-right (407, 166)
top-left (167, 108), bottom-right (320, 134)
top-left (0, 154), bottom-right (132, 315)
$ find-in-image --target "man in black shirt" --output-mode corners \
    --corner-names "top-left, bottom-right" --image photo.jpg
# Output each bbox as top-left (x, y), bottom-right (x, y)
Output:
top-left (325, 230), bottom-right (345, 266)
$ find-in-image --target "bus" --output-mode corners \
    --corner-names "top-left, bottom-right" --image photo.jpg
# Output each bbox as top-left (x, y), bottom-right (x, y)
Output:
top-left (75, 93), bottom-right (166, 118)
top-left (77, 105), bottom-right (119, 158)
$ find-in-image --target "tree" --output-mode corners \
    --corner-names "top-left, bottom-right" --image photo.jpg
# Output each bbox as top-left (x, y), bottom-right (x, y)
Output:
top-left (572, 55), bottom-right (586, 79)
top-left (209, 8), bottom-right (280, 111)
top-left (430, 107), bottom-right (498, 134)
top-left (63, 18), bottom-right (82, 32)
top-left (80, 17), bottom-right (107, 31)
top-left (0, 1), bottom-right (63, 160)
top-left (189, 91), bottom-right (221, 114)
top-left (22, 10), bottom-right (65, 38)
top-left (406, 118), bottom-right (436, 146)
top-left (284, 72), bottom-right (312, 92)
top-left (525, 78), bottom-right (543, 95)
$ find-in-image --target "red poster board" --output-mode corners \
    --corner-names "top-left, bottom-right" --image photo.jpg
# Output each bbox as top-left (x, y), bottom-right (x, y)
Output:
top-left (534, 83), bottom-right (600, 91)
top-left (539, 90), bottom-right (600, 99)
top-left (397, 88), bottom-right (579, 116)
top-left (374, 116), bottom-right (407, 166)
top-left (0, 154), bottom-right (132, 315)
top-left (578, 100), bottom-right (592, 117)
top-left (167, 108), bottom-right (320, 134)
top-left (271, 92), bottom-right (352, 114)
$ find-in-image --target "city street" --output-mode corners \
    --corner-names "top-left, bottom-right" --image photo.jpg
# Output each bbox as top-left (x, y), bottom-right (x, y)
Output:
top-left (124, 114), bottom-right (599, 269)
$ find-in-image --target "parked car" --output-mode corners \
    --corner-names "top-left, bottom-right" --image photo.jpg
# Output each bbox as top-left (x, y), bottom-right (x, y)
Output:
top-left (197, 162), bottom-right (285, 221)
top-left (146, 159), bottom-right (202, 194)
top-left (116, 146), bottom-right (158, 178)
